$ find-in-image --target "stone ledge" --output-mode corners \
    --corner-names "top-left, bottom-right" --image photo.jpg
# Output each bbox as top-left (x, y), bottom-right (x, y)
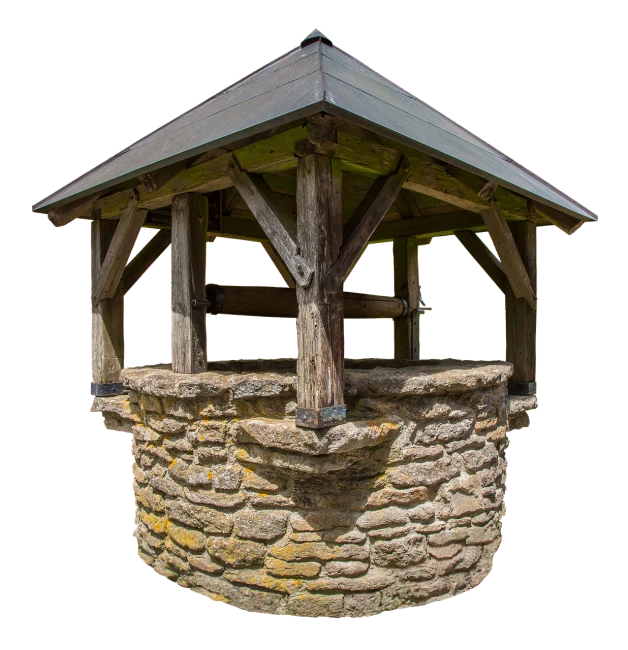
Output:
top-left (236, 419), bottom-right (400, 455)
top-left (121, 359), bottom-right (513, 400)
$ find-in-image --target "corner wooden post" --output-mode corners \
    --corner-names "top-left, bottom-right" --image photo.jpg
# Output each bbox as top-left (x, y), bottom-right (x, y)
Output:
top-left (91, 211), bottom-right (124, 395)
top-left (506, 220), bottom-right (537, 394)
top-left (171, 193), bottom-right (209, 374)
top-left (393, 237), bottom-right (420, 359)
top-left (295, 154), bottom-right (345, 428)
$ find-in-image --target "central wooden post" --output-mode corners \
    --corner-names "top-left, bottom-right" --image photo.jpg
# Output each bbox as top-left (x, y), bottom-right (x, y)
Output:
top-left (171, 193), bottom-right (209, 374)
top-left (295, 154), bottom-right (345, 428)
top-left (506, 220), bottom-right (537, 394)
top-left (393, 236), bottom-right (420, 359)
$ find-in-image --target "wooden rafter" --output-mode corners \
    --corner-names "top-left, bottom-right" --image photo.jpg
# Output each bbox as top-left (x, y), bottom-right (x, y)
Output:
top-left (92, 192), bottom-right (147, 303)
top-left (480, 202), bottom-right (536, 308)
top-left (228, 156), bottom-right (314, 288)
top-left (531, 201), bottom-right (585, 235)
top-left (49, 192), bottom-right (102, 227)
top-left (324, 158), bottom-right (410, 292)
top-left (138, 159), bottom-right (189, 192)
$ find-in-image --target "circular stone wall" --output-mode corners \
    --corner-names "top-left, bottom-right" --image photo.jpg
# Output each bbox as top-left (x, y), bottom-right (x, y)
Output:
top-left (93, 359), bottom-right (534, 617)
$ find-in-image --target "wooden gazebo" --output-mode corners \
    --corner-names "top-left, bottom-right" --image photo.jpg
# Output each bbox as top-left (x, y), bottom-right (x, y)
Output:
top-left (33, 29), bottom-right (596, 428)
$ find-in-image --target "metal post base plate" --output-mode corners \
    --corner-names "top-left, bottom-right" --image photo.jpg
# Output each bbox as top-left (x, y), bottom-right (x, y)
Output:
top-left (295, 405), bottom-right (347, 429)
top-left (508, 381), bottom-right (536, 396)
top-left (91, 382), bottom-right (126, 397)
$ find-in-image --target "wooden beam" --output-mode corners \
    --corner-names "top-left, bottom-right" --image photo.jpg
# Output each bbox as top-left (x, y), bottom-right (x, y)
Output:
top-left (325, 159), bottom-right (410, 292)
top-left (296, 153), bottom-right (345, 427)
top-left (144, 211), bottom-right (267, 242)
top-left (531, 201), bottom-right (585, 235)
top-left (91, 212), bottom-right (124, 394)
top-left (455, 230), bottom-right (508, 293)
top-left (122, 229), bottom-right (171, 294)
top-left (228, 157), bottom-right (314, 287)
top-left (171, 193), bottom-right (209, 374)
top-left (49, 193), bottom-right (101, 227)
top-left (480, 202), bottom-right (536, 308)
top-left (506, 220), bottom-right (537, 395)
top-left (204, 285), bottom-right (407, 319)
top-left (393, 237), bottom-right (420, 359)
top-left (370, 211), bottom-right (486, 242)
top-left (138, 160), bottom-right (189, 192)
top-left (261, 242), bottom-right (296, 288)
top-left (92, 192), bottom-right (147, 303)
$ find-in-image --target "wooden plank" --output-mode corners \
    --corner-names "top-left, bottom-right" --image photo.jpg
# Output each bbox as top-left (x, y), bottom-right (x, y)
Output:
top-left (91, 212), bottom-right (124, 389)
top-left (204, 285), bottom-right (406, 318)
top-left (455, 230), bottom-right (508, 293)
top-left (296, 154), bottom-right (345, 415)
top-left (144, 211), bottom-right (268, 242)
top-left (228, 157), bottom-right (313, 287)
top-left (393, 237), bottom-right (420, 359)
top-left (122, 229), bottom-right (171, 294)
top-left (92, 192), bottom-right (147, 303)
top-left (171, 193), bottom-right (209, 374)
top-left (506, 220), bottom-right (537, 394)
top-left (480, 202), bottom-right (536, 308)
top-left (49, 193), bottom-right (101, 227)
top-left (261, 242), bottom-right (296, 288)
top-left (325, 159), bottom-right (410, 292)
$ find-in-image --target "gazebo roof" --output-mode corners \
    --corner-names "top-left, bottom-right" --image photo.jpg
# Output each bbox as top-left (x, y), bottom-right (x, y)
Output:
top-left (33, 30), bottom-right (596, 222)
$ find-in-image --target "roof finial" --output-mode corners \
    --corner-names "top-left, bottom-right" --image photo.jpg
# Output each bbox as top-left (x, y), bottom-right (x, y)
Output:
top-left (301, 29), bottom-right (333, 48)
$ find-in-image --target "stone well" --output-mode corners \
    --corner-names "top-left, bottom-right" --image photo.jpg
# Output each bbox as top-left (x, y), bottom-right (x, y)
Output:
top-left (93, 359), bottom-right (536, 617)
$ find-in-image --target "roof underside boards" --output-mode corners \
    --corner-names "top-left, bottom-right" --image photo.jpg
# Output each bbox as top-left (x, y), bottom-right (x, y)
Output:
top-left (33, 34), bottom-right (596, 223)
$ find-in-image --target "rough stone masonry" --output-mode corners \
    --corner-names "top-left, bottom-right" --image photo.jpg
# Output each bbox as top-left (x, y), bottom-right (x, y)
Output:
top-left (93, 359), bottom-right (536, 617)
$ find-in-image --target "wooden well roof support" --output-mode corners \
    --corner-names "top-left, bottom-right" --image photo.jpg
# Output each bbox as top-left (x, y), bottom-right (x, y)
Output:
top-left (393, 237), bottom-right (421, 360)
top-left (91, 211), bottom-right (124, 396)
top-left (171, 193), bottom-right (210, 374)
top-left (295, 153), bottom-right (345, 428)
top-left (506, 220), bottom-right (537, 395)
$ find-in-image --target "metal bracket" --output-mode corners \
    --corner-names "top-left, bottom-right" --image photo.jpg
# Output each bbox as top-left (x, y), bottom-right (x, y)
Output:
top-left (296, 405), bottom-right (347, 429)
top-left (91, 382), bottom-right (126, 397)
top-left (203, 284), bottom-right (226, 315)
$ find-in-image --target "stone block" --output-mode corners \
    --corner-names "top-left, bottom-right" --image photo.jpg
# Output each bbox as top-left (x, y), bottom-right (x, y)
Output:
top-left (265, 557), bottom-right (321, 578)
top-left (269, 541), bottom-right (369, 563)
top-left (167, 523), bottom-right (206, 551)
top-left (356, 507), bottom-right (409, 530)
top-left (212, 465), bottom-right (242, 491)
top-left (207, 537), bottom-right (266, 568)
top-left (366, 486), bottom-right (429, 509)
top-left (372, 533), bottom-right (426, 567)
top-left (324, 561), bottom-right (369, 577)
top-left (165, 501), bottom-right (232, 534)
top-left (233, 510), bottom-right (288, 541)
top-left (287, 594), bottom-right (344, 617)
top-left (387, 457), bottom-right (458, 488)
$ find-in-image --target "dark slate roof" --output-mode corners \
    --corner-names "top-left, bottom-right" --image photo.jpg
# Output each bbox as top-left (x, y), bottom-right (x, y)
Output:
top-left (33, 30), bottom-right (596, 222)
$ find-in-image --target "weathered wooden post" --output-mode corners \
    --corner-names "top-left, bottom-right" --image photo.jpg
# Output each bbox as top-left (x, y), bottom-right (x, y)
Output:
top-left (171, 192), bottom-right (209, 374)
top-left (393, 236), bottom-right (420, 359)
top-left (295, 153), bottom-right (346, 427)
top-left (506, 220), bottom-right (537, 394)
top-left (91, 211), bottom-right (124, 395)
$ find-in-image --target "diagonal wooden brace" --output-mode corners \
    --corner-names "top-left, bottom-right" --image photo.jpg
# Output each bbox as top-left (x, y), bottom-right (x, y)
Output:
top-left (228, 156), bottom-right (314, 288)
top-left (324, 157), bottom-right (410, 293)
top-left (480, 201), bottom-right (536, 308)
top-left (92, 191), bottom-right (147, 304)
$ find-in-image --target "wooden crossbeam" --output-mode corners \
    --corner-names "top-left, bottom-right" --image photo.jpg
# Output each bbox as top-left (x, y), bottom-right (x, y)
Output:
top-left (480, 202), bottom-right (536, 308)
top-left (228, 157), bottom-right (314, 287)
top-left (138, 159), bottom-right (189, 192)
top-left (122, 229), bottom-right (171, 294)
top-left (455, 231), bottom-right (508, 293)
top-left (92, 192), bottom-right (147, 303)
top-left (370, 211), bottom-right (485, 242)
top-left (324, 159), bottom-right (410, 292)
